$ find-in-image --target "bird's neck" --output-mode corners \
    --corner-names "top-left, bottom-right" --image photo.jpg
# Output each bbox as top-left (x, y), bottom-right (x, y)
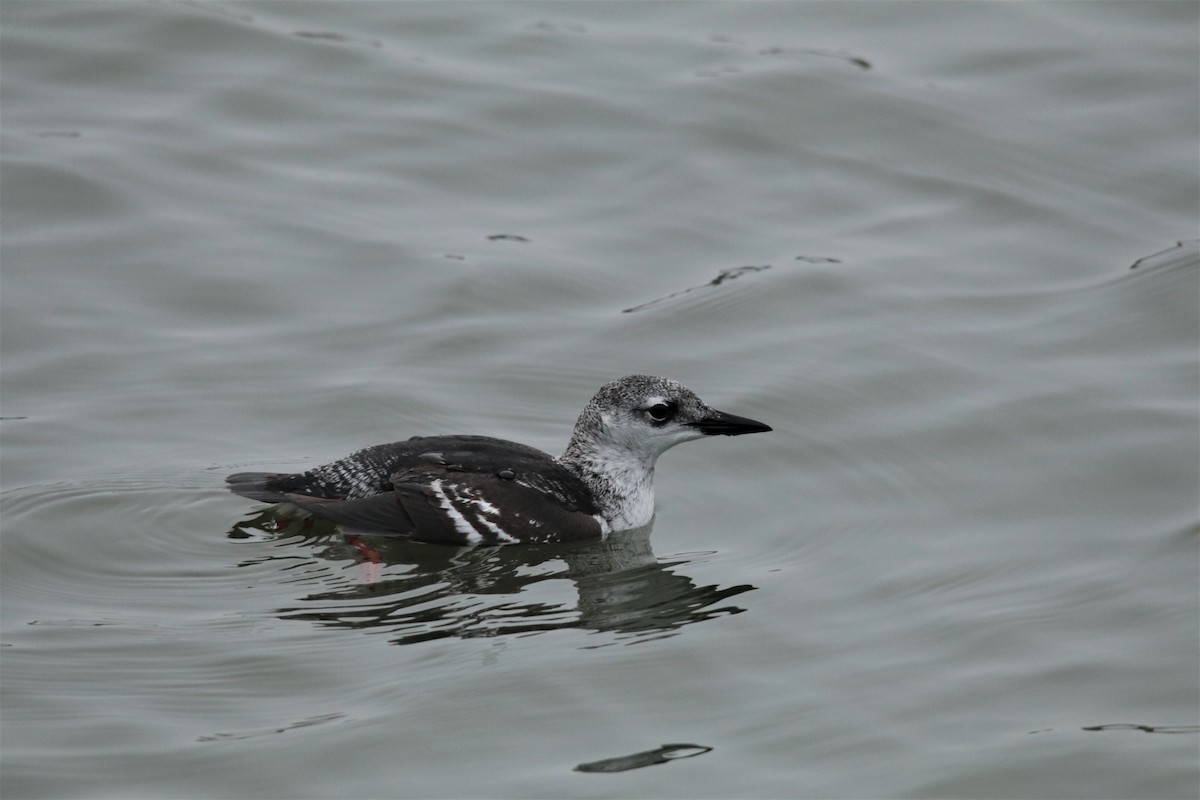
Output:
top-left (560, 435), bottom-right (658, 532)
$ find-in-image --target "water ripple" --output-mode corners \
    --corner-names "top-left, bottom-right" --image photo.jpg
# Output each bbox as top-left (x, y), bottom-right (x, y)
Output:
top-left (229, 513), bottom-right (756, 647)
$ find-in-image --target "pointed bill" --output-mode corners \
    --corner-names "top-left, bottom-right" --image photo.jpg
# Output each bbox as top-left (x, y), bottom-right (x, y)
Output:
top-left (690, 409), bottom-right (772, 436)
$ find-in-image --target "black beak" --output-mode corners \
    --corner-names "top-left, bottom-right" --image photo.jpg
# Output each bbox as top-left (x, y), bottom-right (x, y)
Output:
top-left (691, 409), bottom-right (773, 436)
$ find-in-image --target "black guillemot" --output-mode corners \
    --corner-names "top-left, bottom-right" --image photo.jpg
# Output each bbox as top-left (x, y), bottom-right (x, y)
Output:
top-left (226, 375), bottom-right (771, 545)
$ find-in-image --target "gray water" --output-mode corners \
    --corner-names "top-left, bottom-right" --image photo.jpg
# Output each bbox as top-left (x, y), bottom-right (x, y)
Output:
top-left (2, 2), bottom-right (1197, 798)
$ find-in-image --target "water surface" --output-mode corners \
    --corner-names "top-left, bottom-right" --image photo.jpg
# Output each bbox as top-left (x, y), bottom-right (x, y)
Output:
top-left (2, 2), bottom-right (1197, 798)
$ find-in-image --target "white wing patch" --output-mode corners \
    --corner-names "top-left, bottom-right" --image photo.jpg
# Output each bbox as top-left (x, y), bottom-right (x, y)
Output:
top-left (429, 479), bottom-right (518, 544)
top-left (474, 516), bottom-right (519, 544)
top-left (429, 480), bottom-right (483, 544)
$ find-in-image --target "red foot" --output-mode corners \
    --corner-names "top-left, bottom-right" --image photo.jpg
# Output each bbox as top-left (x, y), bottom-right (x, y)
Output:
top-left (345, 534), bottom-right (383, 586)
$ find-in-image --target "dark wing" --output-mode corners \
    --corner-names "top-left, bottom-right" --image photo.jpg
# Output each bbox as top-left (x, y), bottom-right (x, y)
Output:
top-left (285, 467), bottom-right (602, 544)
top-left (228, 435), bottom-right (601, 544)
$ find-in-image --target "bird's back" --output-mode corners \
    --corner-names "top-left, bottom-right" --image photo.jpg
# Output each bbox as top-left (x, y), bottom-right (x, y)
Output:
top-left (227, 435), bottom-right (572, 501)
top-left (226, 434), bottom-right (602, 542)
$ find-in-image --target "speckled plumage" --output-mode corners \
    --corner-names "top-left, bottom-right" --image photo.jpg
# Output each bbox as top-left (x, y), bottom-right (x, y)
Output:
top-left (227, 375), bottom-right (771, 545)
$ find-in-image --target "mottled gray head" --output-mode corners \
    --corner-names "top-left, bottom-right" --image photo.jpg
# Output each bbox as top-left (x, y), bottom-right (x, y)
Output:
top-left (565, 375), bottom-right (771, 464)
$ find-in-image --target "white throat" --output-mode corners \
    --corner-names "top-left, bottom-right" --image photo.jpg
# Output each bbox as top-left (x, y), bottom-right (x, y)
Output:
top-left (558, 438), bottom-right (659, 532)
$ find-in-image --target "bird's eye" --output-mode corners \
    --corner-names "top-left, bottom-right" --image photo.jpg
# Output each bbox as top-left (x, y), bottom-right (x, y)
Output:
top-left (646, 402), bottom-right (674, 423)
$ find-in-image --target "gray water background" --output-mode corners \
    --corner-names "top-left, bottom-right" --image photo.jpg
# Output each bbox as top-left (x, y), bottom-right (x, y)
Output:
top-left (2, 2), bottom-right (1197, 798)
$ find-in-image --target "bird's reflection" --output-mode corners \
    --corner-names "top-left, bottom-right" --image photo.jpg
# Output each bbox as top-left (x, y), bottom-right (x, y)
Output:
top-left (229, 510), bottom-right (754, 646)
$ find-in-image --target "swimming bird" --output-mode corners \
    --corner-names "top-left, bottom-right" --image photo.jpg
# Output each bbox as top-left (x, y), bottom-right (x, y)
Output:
top-left (226, 375), bottom-right (771, 545)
